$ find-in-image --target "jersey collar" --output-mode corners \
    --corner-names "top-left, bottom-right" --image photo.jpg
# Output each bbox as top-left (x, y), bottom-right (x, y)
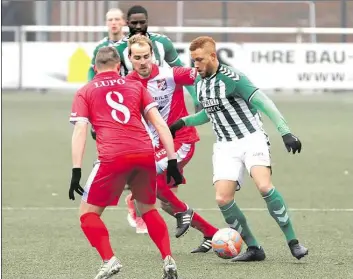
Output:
top-left (94, 71), bottom-right (120, 78)
top-left (204, 63), bottom-right (222, 81)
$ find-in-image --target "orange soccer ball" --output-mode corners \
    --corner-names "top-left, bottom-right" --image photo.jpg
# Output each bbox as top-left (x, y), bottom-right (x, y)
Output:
top-left (212, 228), bottom-right (243, 259)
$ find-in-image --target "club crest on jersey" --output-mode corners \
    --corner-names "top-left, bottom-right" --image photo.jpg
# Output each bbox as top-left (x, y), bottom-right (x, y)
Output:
top-left (156, 79), bottom-right (167, 91)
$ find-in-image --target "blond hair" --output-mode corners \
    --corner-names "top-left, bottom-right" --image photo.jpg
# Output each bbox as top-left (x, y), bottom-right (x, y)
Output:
top-left (95, 46), bottom-right (120, 70)
top-left (128, 34), bottom-right (153, 55)
top-left (106, 8), bottom-right (124, 20)
top-left (189, 36), bottom-right (216, 52)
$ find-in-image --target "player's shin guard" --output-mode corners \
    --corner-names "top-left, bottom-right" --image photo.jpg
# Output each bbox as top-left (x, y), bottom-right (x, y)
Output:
top-left (80, 212), bottom-right (114, 261)
top-left (219, 200), bottom-right (259, 247)
top-left (262, 187), bottom-right (296, 242)
top-left (142, 209), bottom-right (172, 259)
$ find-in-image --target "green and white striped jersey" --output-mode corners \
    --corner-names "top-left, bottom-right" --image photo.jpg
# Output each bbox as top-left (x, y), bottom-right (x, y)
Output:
top-left (196, 64), bottom-right (263, 141)
top-left (115, 32), bottom-right (180, 76)
top-left (88, 37), bottom-right (120, 80)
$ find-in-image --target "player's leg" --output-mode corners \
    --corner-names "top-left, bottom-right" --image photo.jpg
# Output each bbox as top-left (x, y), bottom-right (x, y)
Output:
top-left (157, 143), bottom-right (219, 242)
top-left (79, 162), bottom-right (125, 279)
top-left (156, 144), bottom-right (194, 237)
top-left (245, 132), bottom-right (308, 260)
top-left (129, 153), bottom-right (178, 279)
top-left (157, 173), bottom-right (218, 243)
top-left (125, 192), bottom-right (137, 228)
top-left (212, 141), bottom-right (265, 262)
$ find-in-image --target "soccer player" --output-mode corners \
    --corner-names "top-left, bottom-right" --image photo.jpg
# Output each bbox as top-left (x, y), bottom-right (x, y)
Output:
top-left (89, 5), bottom-right (199, 110)
top-left (69, 46), bottom-right (181, 279)
top-left (126, 34), bottom-right (219, 252)
top-left (87, 8), bottom-right (125, 81)
top-left (169, 36), bottom-right (309, 262)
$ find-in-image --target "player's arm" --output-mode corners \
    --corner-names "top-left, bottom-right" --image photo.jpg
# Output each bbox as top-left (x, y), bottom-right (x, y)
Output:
top-left (145, 107), bottom-right (176, 160)
top-left (228, 73), bottom-right (291, 135)
top-left (169, 109), bottom-right (210, 138)
top-left (72, 121), bottom-right (88, 167)
top-left (231, 72), bottom-right (302, 154)
top-left (173, 67), bottom-right (200, 110)
top-left (68, 92), bottom-right (89, 200)
top-left (141, 85), bottom-right (183, 185)
top-left (88, 46), bottom-right (99, 81)
top-left (249, 90), bottom-right (290, 135)
top-left (183, 109), bottom-right (210, 126)
top-left (163, 36), bottom-right (200, 111)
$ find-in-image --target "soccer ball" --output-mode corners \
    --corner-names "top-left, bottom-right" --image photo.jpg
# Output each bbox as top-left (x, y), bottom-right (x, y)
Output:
top-left (212, 228), bottom-right (243, 259)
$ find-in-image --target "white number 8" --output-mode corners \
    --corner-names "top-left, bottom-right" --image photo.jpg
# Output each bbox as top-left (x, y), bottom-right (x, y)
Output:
top-left (106, 91), bottom-right (131, 124)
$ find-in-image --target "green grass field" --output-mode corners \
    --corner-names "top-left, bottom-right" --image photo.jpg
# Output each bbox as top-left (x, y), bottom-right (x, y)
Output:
top-left (2, 92), bottom-right (353, 279)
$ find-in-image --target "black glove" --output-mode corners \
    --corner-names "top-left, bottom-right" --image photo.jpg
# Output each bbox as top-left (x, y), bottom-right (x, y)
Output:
top-left (166, 159), bottom-right (184, 186)
top-left (91, 127), bottom-right (96, 140)
top-left (282, 133), bottom-right (302, 154)
top-left (169, 119), bottom-right (185, 139)
top-left (69, 168), bottom-right (84, 200)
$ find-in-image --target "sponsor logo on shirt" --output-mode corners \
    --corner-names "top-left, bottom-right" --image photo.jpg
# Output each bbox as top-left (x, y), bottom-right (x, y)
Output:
top-left (202, 99), bottom-right (221, 113)
top-left (156, 79), bottom-right (167, 91)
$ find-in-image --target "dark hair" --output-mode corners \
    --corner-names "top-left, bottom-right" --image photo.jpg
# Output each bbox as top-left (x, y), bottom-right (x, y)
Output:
top-left (127, 5), bottom-right (148, 19)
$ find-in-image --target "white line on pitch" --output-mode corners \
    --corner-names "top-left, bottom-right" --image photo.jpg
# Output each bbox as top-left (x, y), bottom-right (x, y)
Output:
top-left (2, 207), bottom-right (353, 212)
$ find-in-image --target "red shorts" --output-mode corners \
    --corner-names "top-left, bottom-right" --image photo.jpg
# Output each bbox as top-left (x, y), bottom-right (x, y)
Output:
top-left (155, 142), bottom-right (195, 187)
top-left (82, 152), bottom-right (157, 207)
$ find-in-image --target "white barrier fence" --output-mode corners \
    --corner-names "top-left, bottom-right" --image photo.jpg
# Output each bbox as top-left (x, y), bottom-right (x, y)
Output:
top-left (2, 26), bottom-right (353, 90)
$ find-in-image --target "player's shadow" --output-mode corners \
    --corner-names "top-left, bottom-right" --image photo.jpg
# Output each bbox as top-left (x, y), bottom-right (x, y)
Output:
top-left (215, 259), bottom-right (311, 266)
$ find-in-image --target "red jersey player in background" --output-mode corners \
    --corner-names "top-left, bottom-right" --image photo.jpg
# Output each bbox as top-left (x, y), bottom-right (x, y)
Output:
top-left (126, 34), bottom-right (219, 253)
top-left (69, 46), bottom-right (181, 279)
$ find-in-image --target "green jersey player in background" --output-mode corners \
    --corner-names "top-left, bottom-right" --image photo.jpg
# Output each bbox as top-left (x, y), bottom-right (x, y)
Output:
top-left (89, 5), bottom-right (199, 109)
top-left (87, 8), bottom-right (125, 81)
top-left (169, 36), bottom-right (308, 262)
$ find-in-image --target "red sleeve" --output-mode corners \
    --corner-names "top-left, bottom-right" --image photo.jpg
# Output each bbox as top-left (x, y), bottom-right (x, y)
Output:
top-left (70, 88), bottom-right (90, 124)
top-left (173, 67), bottom-right (198, 86)
top-left (140, 85), bottom-right (158, 115)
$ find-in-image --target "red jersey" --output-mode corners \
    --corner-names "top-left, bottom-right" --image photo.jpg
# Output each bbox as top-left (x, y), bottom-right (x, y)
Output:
top-left (127, 65), bottom-right (200, 145)
top-left (70, 71), bottom-right (158, 162)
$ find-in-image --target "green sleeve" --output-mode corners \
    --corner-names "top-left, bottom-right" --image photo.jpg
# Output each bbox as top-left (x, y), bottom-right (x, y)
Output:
top-left (161, 36), bottom-right (180, 66)
top-left (185, 85), bottom-right (199, 107)
top-left (227, 71), bottom-right (258, 101)
top-left (250, 90), bottom-right (291, 136)
top-left (182, 109), bottom-right (210, 127)
top-left (88, 46), bottom-right (99, 81)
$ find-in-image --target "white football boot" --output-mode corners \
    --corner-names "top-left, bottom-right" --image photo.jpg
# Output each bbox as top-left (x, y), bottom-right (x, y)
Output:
top-left (136, 217), bottom-right (148, 234)
top-left (94, 256), bottom-right (122, 279)
top-left (162, 255), bottom-right (178, 279)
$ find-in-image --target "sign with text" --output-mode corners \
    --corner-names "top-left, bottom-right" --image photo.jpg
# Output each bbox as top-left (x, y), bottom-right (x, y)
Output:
top-left (2, 42), bottom-right (353, 90)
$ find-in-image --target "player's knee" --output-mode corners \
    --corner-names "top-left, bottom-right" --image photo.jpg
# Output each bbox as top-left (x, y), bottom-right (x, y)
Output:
top-left (214, 180), bottom-right (237, 206)
top-left (215, 194), bottom-right (234, 207)
top-left (257, 183), bottom-right (273, 195)
top-left (136, 201), bottom-right (156, 215)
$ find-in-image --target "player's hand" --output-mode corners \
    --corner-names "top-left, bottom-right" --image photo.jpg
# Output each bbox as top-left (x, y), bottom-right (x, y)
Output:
top-left (91, 127), bottom-right (96, 141)
top-left (69, 168), bottom-right (84, 200)
top-left (282, 133), bottom-right (302, 154)
top-left (169, 119), bottom-right (185, 139)
top-left (166, 159), bottom-right (183, 186)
